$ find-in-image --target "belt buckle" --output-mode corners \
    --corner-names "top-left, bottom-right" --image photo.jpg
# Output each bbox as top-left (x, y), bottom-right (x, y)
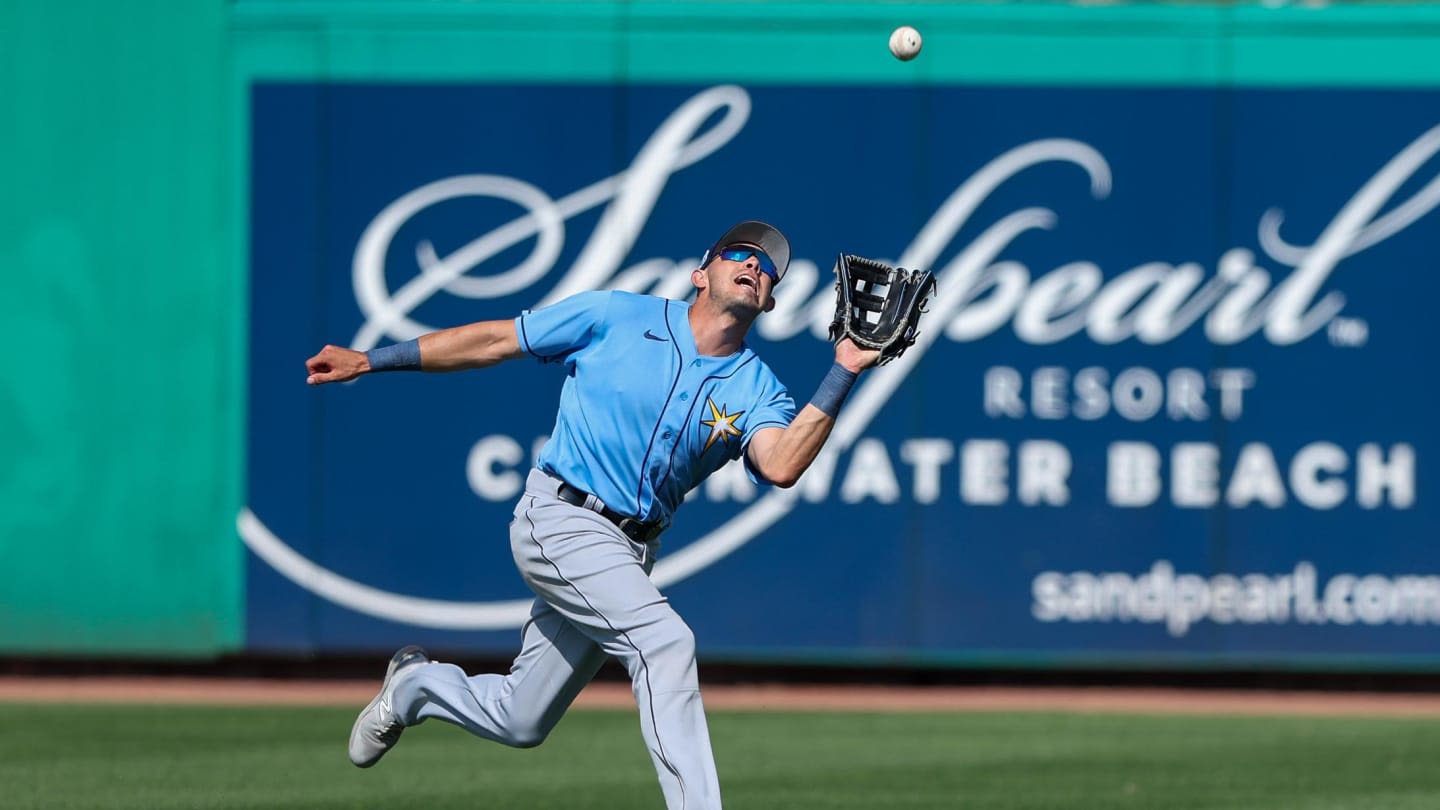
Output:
top-left (617, 517), bottom-right (661, 543)
top-left (617, 517), bottom-right (643, 541)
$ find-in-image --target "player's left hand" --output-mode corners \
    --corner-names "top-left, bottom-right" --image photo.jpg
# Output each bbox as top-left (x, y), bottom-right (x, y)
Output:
top-left (835, 337), bottom-right (882, 373)
top-left (827, 255), bottom-right (937, 367)
top-left (306, 344), bottom-right (369, 385)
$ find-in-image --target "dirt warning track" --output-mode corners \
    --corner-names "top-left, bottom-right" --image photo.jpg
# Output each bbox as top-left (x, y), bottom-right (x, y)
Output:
top-left (4, 677), bottom-right (1440, 717)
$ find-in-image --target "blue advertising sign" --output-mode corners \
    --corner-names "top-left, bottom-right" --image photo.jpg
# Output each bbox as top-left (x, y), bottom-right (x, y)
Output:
top-left (246, 82), bottom-right (1440, 666)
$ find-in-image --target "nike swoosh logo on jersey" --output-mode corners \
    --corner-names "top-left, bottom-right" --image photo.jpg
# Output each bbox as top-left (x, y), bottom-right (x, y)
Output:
top-left (644, 330), bottom-right (667, 341)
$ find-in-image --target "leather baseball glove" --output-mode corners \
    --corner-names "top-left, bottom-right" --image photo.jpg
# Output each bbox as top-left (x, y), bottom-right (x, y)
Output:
top-left (827, 254), bottom-right (937, 365)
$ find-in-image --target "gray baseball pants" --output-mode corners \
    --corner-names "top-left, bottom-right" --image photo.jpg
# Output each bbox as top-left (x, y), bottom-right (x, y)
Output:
top-left (391, 468), bottom-right (722, 809)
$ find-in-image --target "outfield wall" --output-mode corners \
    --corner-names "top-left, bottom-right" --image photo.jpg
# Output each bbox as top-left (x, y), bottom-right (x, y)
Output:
top-left (0, 1), bottom-right (240, 655)
top-left (6, 1), bottom-right (1440, 668)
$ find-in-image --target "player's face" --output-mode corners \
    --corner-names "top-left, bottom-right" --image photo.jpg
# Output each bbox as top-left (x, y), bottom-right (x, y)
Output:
top-left (705, 244), bottom-right (777, 315)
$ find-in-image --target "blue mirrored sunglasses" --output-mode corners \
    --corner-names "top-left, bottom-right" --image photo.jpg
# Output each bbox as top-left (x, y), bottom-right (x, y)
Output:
top-left (717, 247), bottom-right (779, 281)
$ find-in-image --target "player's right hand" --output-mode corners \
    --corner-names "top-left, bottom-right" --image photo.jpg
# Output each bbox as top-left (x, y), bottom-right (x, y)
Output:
top-left (305, 344), bottom-right (369, 385)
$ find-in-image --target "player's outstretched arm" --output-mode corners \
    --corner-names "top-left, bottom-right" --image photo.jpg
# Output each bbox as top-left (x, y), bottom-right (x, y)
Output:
top-left (415, 319), bottom-right (525, 371)
top-left (305, 319), bottom-right (524, 385)
top-left (745, 339), bottom-right (880, 487)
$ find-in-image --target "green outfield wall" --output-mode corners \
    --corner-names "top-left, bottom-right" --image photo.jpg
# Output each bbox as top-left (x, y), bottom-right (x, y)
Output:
top-left (3, 0), bottom-right (1440, 659)
top-left (0, 1), bottom-right (240, 655)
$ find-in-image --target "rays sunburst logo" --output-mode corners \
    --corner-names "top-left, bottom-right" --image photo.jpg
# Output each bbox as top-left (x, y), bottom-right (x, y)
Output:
top-left (699, 397), bottom-right (744, 451)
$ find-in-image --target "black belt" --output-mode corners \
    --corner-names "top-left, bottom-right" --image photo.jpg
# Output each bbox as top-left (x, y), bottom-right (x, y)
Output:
top-left (555, 481), bottom-right (664, 543)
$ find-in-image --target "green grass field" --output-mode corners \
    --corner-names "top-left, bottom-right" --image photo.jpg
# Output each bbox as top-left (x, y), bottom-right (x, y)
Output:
top-left (4, 703), bottom-right (1439, 809)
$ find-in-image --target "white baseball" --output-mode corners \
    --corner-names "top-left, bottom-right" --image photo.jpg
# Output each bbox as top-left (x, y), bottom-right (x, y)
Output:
top-left (889, 26), bottom-right (922, 61)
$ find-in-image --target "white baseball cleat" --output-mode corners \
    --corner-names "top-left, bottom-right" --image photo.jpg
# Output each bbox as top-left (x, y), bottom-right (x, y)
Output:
top-left (348, 645), bottom-right (430, 767)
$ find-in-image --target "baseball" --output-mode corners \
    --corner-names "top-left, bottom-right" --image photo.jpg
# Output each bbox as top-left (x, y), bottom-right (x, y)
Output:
top-left (889, 26), bottom-right (922, 61)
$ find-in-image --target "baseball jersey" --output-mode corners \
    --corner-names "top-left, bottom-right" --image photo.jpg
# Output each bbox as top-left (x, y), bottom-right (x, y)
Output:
top-left (515, 290), bottom-right (796, 527)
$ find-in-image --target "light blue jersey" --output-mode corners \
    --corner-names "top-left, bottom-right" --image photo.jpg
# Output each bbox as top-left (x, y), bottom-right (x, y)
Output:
top-left (515, 290), bottom-right (796, 527)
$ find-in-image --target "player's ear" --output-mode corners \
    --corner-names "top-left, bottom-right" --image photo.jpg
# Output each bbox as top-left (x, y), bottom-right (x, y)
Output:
top-left (691, 267), bottom-right (708, 292)
top-left (762, 294), bottom-right (776, 313)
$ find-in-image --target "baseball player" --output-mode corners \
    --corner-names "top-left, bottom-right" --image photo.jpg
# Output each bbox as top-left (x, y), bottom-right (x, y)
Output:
top-left (304, 221), bottom-right (880, 810)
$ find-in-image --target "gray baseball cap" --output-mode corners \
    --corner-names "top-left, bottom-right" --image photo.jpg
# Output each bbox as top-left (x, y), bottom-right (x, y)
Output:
top-left (704, 220), bottom-right (791, 282)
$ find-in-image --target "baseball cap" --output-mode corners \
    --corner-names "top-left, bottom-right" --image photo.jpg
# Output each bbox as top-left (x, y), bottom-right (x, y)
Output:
top-left (703, 220), bottom-right (791, 282)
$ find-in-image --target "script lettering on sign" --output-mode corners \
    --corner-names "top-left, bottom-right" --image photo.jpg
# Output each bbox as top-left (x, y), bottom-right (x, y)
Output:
top-left (352, 85), bottom-right (1440, 354)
